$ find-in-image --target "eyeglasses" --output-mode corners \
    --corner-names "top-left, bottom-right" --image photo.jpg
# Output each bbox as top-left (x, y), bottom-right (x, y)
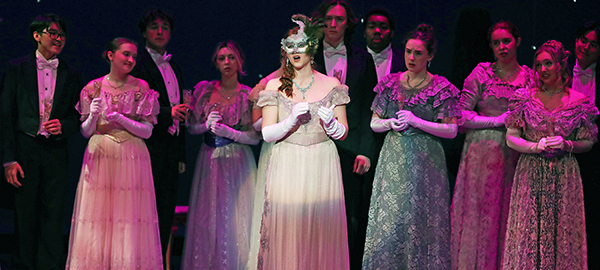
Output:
top-left (578, 37), bottom-right (599, 50)
top-left (42, 31), bottom-right (66, 40)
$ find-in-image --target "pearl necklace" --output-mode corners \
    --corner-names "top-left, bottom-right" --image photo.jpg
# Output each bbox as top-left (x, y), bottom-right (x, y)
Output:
top-left (293, 73), bottom-right (315, 100)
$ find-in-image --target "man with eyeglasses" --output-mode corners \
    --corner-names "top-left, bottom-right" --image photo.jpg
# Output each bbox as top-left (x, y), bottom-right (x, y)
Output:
top-left (571, 20), bottom-right (600, 270)
top-left (0, 14), bottom-right (82, 270)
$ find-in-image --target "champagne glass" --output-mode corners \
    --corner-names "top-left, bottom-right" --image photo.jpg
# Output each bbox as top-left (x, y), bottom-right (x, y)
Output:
top-left (183, 89), bottom-right (192, 124)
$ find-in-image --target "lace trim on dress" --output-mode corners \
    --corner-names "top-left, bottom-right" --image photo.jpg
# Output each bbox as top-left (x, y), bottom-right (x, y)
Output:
top-left (191, 80), bottom-right (252, 127)
top-left (257, 85), bottom-right (351, 108)
top-left (506, 87), bottom-right (599, 141)
top-left (76, 79), bottom-right (160, 124)
top-left (476, 62), bottom-right (535, 100)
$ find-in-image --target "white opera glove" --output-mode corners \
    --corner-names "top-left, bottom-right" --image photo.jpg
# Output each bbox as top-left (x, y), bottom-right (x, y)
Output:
top-left (211, 123), bottom-right (260, 145)
top-left (105, 111), bottom-right (153, 139)
top-left (187, 111), bottom-right (222, 134)
top-left (396, 110), bottom-right (458, 138)
top-left (506, 128), bottom-right (547, 154)
top-left (81, 97), bottom-right (103, 138)
top-left (370, 115), bottom-right (407, 133)
top-left (253, 118), bottom-right (263, 132)
top-left (318, 105), bottom-right (346, 140)
top-left (545, 135), bottom-right (593, 153)
top-left (262, 102), bottom-right (309, 143)
top-left (462, 111), bottom-right (509, 129)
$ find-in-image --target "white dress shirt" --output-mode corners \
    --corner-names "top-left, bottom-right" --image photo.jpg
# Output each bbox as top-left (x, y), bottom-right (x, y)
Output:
top-left (572, 60), bottom-right (596, 104)
top-left (323, 41), bottom-right (348, 84)
top-left (147, 47), bottom-right (181, 134)
top-left (367, 44), bottom-right (393, 82)
top-left (35, 50), bottom-right (58, 137)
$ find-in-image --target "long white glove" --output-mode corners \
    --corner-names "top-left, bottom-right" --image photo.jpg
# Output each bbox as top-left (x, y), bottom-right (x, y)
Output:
top-left (105, 111), bottom-right (153, 139)
top-left (462, 111), bottom-right (508, 129)
top-left (211, 123), bottom-right (260, 145)
top-left (253, 118), bottom-right (263, 132)
top-left (81, 97), bottom-right (102, 138)
top-left (188, 111), bottom-right (221, 134)
top-left (262, 102), bottom-right (309, 143)
top-left (370, 115), bottom-right (407, 133)
top-left (396, 110), bottom-right (458, 138)
top-left (544, 135), bottom-right (593, 153)
top-left (506, 128), bottom-right (547, 153)
top-left (318, 105), bottom-right (346, 140)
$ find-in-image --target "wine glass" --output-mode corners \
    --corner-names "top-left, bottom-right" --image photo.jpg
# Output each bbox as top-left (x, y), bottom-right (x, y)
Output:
top-left (183, 89), bottom-right (193, 124)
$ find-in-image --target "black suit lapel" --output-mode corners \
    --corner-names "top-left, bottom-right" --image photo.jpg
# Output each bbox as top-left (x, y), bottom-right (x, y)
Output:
top-left (24, 54), bottom-right (40, 117)
top-left (51, 59), bottom-right (68, 119)
top-left (140, 49), bottom-right (170, 105)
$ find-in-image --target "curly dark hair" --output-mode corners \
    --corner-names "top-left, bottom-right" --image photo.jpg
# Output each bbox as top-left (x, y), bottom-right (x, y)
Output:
top-left (137, 9), bottom-right (175, 34)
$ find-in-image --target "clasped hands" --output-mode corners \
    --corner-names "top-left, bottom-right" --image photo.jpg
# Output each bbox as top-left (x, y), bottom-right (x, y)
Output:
top-left (204, 111), bottom-right (237, 138)
top-left (535, 136), bottom-right (572, 153)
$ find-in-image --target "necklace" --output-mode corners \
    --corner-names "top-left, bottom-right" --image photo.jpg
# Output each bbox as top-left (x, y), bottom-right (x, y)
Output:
top-left (406, 73), bottom-right (427, 89)
top-left (493, 63), bottom-right (520, 80)
top-left (105, 75), bottom-right (127, 90)
top-left (542, 85), bottom-right (564, 97)
top-left (293, 73), bottom-right (315, 100)
top-left (216, 83), bottom-right (239, 100)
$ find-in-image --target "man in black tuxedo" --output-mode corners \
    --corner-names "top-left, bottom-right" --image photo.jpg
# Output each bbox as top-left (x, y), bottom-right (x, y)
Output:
top-left (0, 14), bottom-right (82, 270)
top-left (570, 20), bottom-right (600, 270)
top-left (312, 1), bottom-right (378, 269)
top-left (130, 9), bottom-right (188, 268)
top-left (363, 7), bottom-right (407, 82)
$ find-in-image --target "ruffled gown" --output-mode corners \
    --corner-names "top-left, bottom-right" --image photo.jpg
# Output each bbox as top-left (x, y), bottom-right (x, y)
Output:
top-left (181, 81), bottom-right (257, 270)
top-left (66, 78), bottom-right (162, 269)
top-left (451, 63), bottom-right (534, 270)
top-left (256, 86), bottom-right (351, 270)
top-left (501, 87), bottom-right (598, 269)
top-left (362, 74), bottom-right (460, 270)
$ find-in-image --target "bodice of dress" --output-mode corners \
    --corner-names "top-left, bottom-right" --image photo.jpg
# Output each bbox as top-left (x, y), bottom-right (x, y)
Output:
top-left (257, 85), bottom-right (350, 145)
top-left (506, 87), bottom-right (599, 143)
top-left (371, 73), bottom-right (461, 134)
top-left (460, 62), bottom-right (535, 121)
top-left (76, 79), bottom-right (160, 142)
top-left (190, 80), bottom-right (253, 131)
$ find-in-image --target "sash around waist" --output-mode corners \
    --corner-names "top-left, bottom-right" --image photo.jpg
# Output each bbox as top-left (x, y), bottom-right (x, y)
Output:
top-left (281, 132), bottom-right (330, 146)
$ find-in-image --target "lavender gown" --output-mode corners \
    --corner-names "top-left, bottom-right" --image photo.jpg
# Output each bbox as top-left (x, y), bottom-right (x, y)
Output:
top-left (451, 63), bottom-right (534, 270)
top-left (502, 87), bottom-right (598, 269)
top-left (181, 81), bottom-right (257, 270)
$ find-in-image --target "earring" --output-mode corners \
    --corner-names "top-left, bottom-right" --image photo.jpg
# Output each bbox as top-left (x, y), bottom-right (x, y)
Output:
top-left (427, 61), bottom-right (431, 68)
top-left (287, 58), bottom-right (290, 65)
top-left (311, 56), bottom-right (315, 65)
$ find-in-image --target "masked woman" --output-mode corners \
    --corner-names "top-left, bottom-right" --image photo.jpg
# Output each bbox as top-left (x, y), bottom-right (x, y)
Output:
top-left (256, 15), bottom-right (350, 269)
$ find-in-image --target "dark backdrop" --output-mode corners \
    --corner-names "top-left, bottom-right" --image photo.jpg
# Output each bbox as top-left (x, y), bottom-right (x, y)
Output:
top-left (0, 0), bottom-right (598, 255)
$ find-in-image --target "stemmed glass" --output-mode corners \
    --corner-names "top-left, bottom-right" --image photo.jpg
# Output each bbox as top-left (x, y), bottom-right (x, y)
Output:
top-left (183, 89), bottom-right (193, 124)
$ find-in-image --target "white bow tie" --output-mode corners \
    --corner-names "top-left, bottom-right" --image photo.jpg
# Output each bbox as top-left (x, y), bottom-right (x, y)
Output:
top-left (324, 46), bottom-right (347, 58)
top-left (38, 58), bottom-right (59, 70)
top-left (373, 50), bottom-right (390, 66)
top-left (157, 54), bottom-right (172, 65)
top-left (573, 66), bottom-right (593, 78)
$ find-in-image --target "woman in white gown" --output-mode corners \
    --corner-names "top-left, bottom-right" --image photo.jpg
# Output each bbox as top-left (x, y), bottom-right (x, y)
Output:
top-left (256, 15), bottom-right (351, 270)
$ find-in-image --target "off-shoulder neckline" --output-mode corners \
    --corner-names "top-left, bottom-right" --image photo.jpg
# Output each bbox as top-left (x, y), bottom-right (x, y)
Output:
top-left (271, 85), bottom-right (347, 104)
